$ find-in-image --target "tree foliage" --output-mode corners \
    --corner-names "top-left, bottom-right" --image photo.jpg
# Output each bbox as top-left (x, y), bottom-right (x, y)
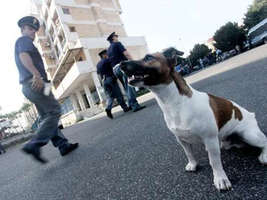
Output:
top-left (243, 0), bottom-right (267, 31)
top-left (213, 22), bottom-right (246, 52)
top-left (188, 44), bottom-right (211, 66)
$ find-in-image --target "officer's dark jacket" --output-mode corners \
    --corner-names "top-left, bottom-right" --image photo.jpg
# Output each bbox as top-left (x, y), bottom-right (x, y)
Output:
top-left (107, 42), bottom-right (127, 67)
top-left (97, 58), bottom-right (115, 79)
top-left (14, 36), bottom-right (48, 83)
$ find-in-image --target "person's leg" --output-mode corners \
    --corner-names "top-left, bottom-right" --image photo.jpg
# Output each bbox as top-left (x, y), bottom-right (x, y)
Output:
top-left (22, 88), bottom-right (58, 147)
top-left (33, 103), bottom-right (68, 150)
top-left (105, 95), bottom-right (114, 119)
top-left (103, 78), bottom-right (114, 119)
top-left (22, 86), bottom-right (65, 149)
top-left (113, 81), bottom-right (130, 112)
top-left (114, 65), bottom-right (139, 108)
top-left (22, 83), bottom-right (77, 162)
top-left (113, 65), bottom-right (145, 111)
top-left (0, 143), bottom-right (5, 153)
top-left (121, 72), bottom-right (146, 111)
top-left (113, 65), bottom-right (126, 89)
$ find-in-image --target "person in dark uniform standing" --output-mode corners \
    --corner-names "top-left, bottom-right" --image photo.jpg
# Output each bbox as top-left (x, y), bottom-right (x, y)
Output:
top-left (107, 32), bottom-right (146, 112)
top-left (14, 16), bottom-right (78, 163)
top-left (97, 50), bottom-right (130, 119)
top-left (0, 132), bottom-right (6, 154)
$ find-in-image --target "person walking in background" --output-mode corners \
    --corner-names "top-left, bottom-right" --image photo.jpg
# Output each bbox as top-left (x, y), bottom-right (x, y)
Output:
top-left (0, 132), bottom-right (6, 154)
top-left (107, 32), bottom-right (146, 112)
top-left (14, 16), bottom-right (78, 163)
top-left (97, 50), bottom-right (130, 119)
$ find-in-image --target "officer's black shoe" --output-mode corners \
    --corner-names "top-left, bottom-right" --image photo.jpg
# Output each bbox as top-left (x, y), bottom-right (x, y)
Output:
top-left (133, 105), bottom-right (146, 112)
top-left (123, 107), bottom-right (131, 112)
top-left (58, 124), bottom-right (64, 129)
top-left (22, 146), bottom-right (48, 164)
top-left (105, 109), bottom-right (113, 119)
top-left (60, 143), bottom-right (79, 156)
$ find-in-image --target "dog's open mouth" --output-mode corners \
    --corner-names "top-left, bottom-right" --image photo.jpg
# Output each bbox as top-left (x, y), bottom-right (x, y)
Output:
top-left (120, 61), bottom-right (155, 86)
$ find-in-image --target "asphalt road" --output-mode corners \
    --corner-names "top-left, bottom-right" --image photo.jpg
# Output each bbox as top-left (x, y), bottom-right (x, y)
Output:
top-left (0, 46), bottom-right (267, 200)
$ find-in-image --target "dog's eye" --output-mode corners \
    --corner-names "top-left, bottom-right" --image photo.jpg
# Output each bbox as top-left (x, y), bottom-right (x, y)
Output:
top-left (143, 55), bottom-right (155, 62)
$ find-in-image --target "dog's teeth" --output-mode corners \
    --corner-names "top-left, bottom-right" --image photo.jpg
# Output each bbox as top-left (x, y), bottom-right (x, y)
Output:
top-left (129, 75), bottom-right (135, 81)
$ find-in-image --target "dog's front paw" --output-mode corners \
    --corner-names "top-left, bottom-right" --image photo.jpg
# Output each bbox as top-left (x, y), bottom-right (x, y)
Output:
top-left (214, 175), bottom-right (232, 191)
top-left (258, 151), bottom-right (267, 165)
top-left (185, 162), bottom-right (197, 172)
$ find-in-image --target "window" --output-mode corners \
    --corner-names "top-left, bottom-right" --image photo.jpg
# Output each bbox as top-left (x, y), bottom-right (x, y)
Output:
top-left (62, 7), bottom-right (70, 15)
top-left (61, 97), bottom-right (74, 115)
top-left (58, 34), bottom-right (63, 42)
top-left (55, 45), bottom-right (60, 58)
top-left (69, 26), bottom-right (76, 32)
top-left (47, 0), bottom-right (52, 8)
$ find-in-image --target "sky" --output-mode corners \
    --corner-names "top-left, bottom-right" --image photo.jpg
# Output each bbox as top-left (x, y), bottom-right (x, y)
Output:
top-left (0, 0), bottom-right (253, 114)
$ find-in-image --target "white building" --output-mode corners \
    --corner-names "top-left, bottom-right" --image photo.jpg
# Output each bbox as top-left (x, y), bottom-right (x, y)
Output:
top-left (31, 0), bottom-right (148, 126)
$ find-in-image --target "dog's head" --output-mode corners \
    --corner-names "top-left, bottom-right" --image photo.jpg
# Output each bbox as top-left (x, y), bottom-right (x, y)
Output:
top-left (120, 47), bottom-right (184, 88)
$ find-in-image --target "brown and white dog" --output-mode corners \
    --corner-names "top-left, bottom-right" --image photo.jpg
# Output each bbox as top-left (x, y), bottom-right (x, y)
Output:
top-left (119, 47), bottom-right (267, 191)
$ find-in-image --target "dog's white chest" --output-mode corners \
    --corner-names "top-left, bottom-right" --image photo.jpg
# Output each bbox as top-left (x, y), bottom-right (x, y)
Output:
top-left (165, 114), bottom-right (202, 143)
top-left (151, 83), bottom-right (212, 144)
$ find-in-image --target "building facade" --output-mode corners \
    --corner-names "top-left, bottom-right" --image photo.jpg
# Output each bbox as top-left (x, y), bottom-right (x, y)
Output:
top-left (31, 0), bottom-right (148, 126)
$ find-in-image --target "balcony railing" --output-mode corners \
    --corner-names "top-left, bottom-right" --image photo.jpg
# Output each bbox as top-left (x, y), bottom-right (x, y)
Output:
top-left (53, 60), bottom-right (93, 99)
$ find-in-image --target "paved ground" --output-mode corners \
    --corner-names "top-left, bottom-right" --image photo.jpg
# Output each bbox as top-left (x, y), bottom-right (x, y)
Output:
top-left (0, 45), bottom-right (267, 200)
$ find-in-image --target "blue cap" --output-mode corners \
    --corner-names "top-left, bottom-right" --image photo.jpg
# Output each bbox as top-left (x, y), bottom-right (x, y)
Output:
top-left (98, 49), bottom-right (107, 57)
top-left (107, 32), bottom-right (118, 42)
top-left (18, 16), bottom-right (40, 31)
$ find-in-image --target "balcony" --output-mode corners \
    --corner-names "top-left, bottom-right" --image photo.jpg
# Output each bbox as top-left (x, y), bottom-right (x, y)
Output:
top-left (54, 60), bottom-right (94, 99)
top-left (49, 2), bottom-right (57, 21)
top-left (46, 0), bottom-right (52, 8)
top-left (41, 3), bottom-right (48, 19)
top-left (52, 47), bottom-right (83, 88)
top-left (55, 19), bottom-right (62, 34)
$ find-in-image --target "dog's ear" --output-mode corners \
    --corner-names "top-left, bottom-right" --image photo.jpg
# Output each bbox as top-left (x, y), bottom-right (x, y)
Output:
top-left (167, 55), bottom-right (178, 67)
top-left (163, 47), bottom-right (184, 67)
top-left (163, 47), bottom-right (184, 57)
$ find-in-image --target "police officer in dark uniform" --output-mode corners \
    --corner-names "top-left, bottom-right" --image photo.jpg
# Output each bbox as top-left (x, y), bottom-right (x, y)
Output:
top-left (107, 32), bottom-right (146, 112)
top-left (0, 132), bottom-right (6, 154)
top-left (97, 49), bottom-right (130, 119)
top-left (14, 16), bottom-right (78, 163)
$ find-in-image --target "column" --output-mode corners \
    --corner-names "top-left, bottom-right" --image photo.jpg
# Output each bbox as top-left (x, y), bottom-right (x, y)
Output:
top-left (91, 71), bottom-right (106, 103)
top-left (83, 84), bottom-right (95, 108)
top-left (70, 94), bottom-right (79, 112)
top-left (75, 90), bottom-right (86, 111)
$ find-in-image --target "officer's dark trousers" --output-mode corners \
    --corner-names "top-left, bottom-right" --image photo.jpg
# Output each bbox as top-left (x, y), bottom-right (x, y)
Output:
top-left (22, 82), bottom-right (68, 150)
top-left (113, 65), bottom-right (140, 110)
top-left (103, 77), bottom-right (128, 110)
top-left (0, 142), bottom-right (5, 153)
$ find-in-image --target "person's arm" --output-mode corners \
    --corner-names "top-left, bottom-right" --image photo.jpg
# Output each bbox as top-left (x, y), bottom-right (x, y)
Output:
top-left (96, 63), bottom-right (104, 81)
top-left (17, 37), bottom-right (44, 91)
top-left (117, 42), bottom-right (133, 60)
top-left (123, 50), bottom-right (133, 60)
top-left (19, 52), bottom-right (44, 91)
